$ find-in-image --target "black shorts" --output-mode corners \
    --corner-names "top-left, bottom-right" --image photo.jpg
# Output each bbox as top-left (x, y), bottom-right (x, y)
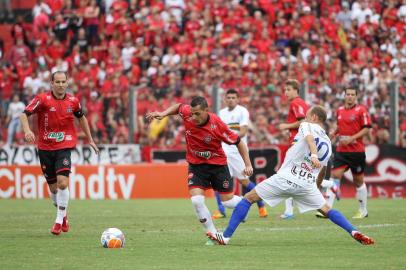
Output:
top-left (187, 164), bottom-right (233, 193)
top-left (332, 152), bottom-right (366, 175)
top-left (38, 148), bottom-right (72, 184)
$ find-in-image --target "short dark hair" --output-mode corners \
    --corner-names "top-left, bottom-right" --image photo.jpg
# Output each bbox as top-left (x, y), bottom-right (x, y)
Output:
top-left (310, 105), bottom-right (327, 123)
top-left (226, 89), bottom-right (239, 96)
top-left (344, 88), bottom-right (358, 95)
top-left (51, 71), bottom-right (68, 81)
top-left (285, 79), bottom-right (300, 92)
top-left (190, 96), bottom-right (208, 109)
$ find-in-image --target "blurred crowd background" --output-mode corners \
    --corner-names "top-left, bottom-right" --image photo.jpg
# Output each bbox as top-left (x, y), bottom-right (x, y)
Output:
top-left (0, 0), bottom-right (405, 160)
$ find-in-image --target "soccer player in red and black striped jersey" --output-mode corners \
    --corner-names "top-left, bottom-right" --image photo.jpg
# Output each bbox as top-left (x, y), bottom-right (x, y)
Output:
top-left (146, 97), bottom-right (253, 244)
top-left (278, 79), bottom-right (309, 219)
top-left (20, 71), bottom-right (99, 235)
top-left (327, 88), bottom-right (372, 219)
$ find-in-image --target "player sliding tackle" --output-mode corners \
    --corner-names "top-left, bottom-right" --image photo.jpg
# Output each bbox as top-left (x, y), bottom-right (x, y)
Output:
top-left (207, 106), bottom-right (374, 245)
top-left (146, 97), bottom-right (253, 244)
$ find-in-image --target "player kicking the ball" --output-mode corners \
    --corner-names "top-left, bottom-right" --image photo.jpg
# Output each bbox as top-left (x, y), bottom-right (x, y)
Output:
top-left (146, 96), bottom-right (253, 245)
top-left (207, 106), bottom-right (374, 245)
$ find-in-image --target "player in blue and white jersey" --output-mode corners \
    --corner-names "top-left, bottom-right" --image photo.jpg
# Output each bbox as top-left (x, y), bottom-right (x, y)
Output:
top-left (207, 106), bottom-right (374, 246)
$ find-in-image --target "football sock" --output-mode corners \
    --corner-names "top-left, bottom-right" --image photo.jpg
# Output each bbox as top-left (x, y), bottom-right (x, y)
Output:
top-left (50, 191), bottom-right (57, 206)
top-left (224, 199), bottom-right (252, 238)
top-left (56, 188), bottom-right (69, 224)
top-left (321, 180), bottom-right (334, 189)
top-left (325, 188), bottom-right (336, 208)
top-left (214, 191), bottom-right (226, 214)
top-left (327, 209), bottom-right (357, 234)
top-left (356, 183), bottom-right (367, 213)
top-left (245, 182), bottom-right (265, 208)
top-left (222, 195), bottom-right (242, 209)
top-left (284, 197), bottom-right (294, 215)
top-left (191, 195), bottom-right (217, 234)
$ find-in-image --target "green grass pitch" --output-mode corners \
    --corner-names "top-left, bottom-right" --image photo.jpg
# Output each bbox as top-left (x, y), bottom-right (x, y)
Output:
top-left (0, 199), bottom-right (405, 270)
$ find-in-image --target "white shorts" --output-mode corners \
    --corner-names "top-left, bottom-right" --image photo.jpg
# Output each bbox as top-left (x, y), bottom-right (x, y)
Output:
top-left (255, 174), bottom-right (326, 213)
top-left (226, 152), bottom-right (246, 179)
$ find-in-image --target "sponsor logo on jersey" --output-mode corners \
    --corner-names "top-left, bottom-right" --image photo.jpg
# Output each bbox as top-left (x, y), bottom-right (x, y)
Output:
top-left (66, 107), bottom-right (73, 113)
top-left (194, 150), bottom-right (212, 159)
top-left (47, 132), bottom-right (65, 142)
top-left (291, 165), bottom-right (315, 184)
top-left (300, 162), bottom-right (313, 172)
top-left (65, 135), bottom-right (73, 141)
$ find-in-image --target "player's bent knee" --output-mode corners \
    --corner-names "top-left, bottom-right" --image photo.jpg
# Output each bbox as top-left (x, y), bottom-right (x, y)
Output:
top-left (191, 195), bottom-right (205, 207)
top-left (244, 189), bottom-right (260, 203)
top-left (239, 178), bottom-right (250, 186)
top-left (319, 204), bottom-right (331, 216)
top-left (57, 174), bottom-right (69, 189)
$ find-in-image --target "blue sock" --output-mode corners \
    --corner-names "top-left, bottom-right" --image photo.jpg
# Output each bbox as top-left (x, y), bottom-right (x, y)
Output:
top-left (327, 209), bottom-right (357, 234)
top-left (215, 192), bottom-right (226, 215)
top-left (245, 182), bottom-right (265, 208)
top-left (223, 199), bottom-right (252, 238)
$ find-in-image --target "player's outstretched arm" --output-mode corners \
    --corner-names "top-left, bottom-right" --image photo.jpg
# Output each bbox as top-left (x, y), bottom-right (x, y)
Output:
top-left (304, 134), bottom-right (321, 168)
top-left (78, 115), bottom-right (99, 154)
top-left (316, 166), bottom-right (327, 189)
top-left (145, 103), bottom-right (181, 122)
top-left (236, 140), bottom-right (253, 176)
top-left (20, 113), bottom-right (35, 143)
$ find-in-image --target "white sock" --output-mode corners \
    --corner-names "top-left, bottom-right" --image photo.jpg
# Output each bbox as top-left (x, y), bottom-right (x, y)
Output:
top-left (356, 183), bottom-right (367, 213)
top-left (50, 192), bottom-right (57, 206)
top-left (284, 198), bottom-right (294, 215)
top-left (325, 188), bottom-right (336, 208)
top-left (191, 195), bottom-right (216, 234)
top-left (321, 180), bottom-right (334, 189)
top-left (222, 196), bottom-right (242, 209)
top-left (56, 188), bottom-right (69, 224)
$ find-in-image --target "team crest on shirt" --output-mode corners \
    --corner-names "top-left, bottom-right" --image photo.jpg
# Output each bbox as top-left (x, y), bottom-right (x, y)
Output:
top-left (63, 158), bottom-right (70, 166)
top-left (210, 124), bottom-right (217, 130)
top-left (204, 135), bottom-right (212, 144)
top-left (66, 106), bottom-right (73, 113)
top-left (349, 115), bottom-right (355, 122)
top-left (49, 107), bottom-right (56, 112)
top-left (223, 180), bottom-right (230, 189)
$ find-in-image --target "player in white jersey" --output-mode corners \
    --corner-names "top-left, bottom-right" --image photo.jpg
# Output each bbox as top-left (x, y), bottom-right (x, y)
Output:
top-left (212, 89), bottom-right (267, 219)
top-left (207, 106), bottom-right (374, 246)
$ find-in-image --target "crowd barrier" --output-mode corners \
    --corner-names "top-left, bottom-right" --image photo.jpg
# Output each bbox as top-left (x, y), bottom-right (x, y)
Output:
top-left (0, 144), bottom-right (405, 199)
top-left (0, 164), bottom-right (190, 199)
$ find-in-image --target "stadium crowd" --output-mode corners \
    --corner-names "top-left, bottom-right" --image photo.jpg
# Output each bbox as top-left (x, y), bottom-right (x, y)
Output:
top-left (0, 0), bottom-right (406, 155)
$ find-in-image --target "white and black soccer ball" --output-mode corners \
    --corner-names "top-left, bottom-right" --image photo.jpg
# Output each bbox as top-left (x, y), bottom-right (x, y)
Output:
top-left (101, 228), bottom-right (125, 248)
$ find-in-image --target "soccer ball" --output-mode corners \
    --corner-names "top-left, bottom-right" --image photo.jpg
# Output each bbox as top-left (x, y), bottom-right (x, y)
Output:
top-left (101, 228), bottom-right (125, 248)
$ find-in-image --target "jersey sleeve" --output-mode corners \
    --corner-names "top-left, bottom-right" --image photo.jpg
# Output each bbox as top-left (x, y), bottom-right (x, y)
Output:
top-left (240, 108), bottom-right (249, 126)
top-left (358, 106), bottom-right (372, 128)
top-left (73, 98), bottom-right (84, 118)
top-left (178, 104), bottom-right (191, 120)
top-left (218, 118), bottom-right (240, 145)
top-left (24, 95), bottom-right (43, 116)
top-left (291, 100), bottom-right (306, 120)
top-left (298, 122), bottom-right (313, 137)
